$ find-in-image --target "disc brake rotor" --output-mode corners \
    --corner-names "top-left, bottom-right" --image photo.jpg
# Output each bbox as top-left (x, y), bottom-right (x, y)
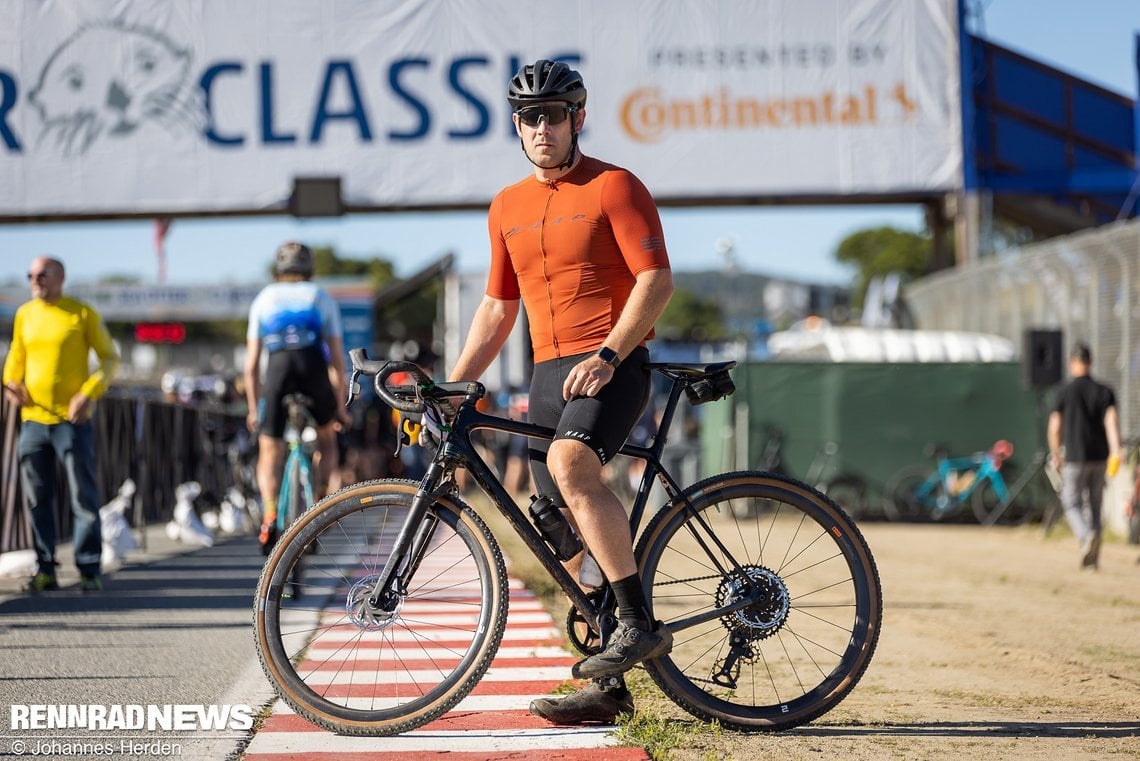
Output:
top-left (346, 574), bottom-right (402, 632)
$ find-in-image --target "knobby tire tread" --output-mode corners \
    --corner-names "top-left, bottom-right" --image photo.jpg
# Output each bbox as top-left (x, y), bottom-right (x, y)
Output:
top-left (636, 470), bottom-right (882, 732)
top-left (253, 479), bottom-right (508, 736)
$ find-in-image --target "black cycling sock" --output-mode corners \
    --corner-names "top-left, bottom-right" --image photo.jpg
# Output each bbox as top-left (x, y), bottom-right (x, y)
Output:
top-left (610, 574), bottom-right (652, 629)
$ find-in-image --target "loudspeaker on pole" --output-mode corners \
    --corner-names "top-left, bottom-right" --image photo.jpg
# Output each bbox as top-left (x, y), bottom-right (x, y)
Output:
top-left (1022, 329), bottom-right (1063, 388)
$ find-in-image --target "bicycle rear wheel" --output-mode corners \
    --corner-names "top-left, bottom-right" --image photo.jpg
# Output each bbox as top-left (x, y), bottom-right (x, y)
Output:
top-left (636, 471), bottom-right (881, 732)
top-left (254, 479), bottom-right (508, 735)
top-left (822, 473), bottom-right (869, 521)
top-left (883, 464), bottom-right (939, 521)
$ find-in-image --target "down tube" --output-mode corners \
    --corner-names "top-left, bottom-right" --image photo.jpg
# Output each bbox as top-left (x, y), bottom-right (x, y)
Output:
top-left (459, 443), bottom-right (600, 629)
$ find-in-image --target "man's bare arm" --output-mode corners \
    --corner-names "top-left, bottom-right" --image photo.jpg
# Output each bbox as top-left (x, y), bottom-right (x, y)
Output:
top-left (1105, 405), bottom-right (1122, 456)
top-left (244, 336), bottom-right (262, 432)
top-left (448, 296), bottom-right (520, 382)
top-left (1047, 410), bottom-right (1062, 467)
top-left (602, 268), bottom-right (674, 358)
top-left (562, 268), bottom-right (674, 400)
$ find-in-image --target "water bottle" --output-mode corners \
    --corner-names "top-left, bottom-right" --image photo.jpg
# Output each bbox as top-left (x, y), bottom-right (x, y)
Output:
top-left (528, 495), bottom-right (582, 561)
top-left (578, 551), bottom-right (605, 590)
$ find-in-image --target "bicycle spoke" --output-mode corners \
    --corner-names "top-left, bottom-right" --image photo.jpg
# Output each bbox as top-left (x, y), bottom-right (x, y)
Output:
top-left (255, 481), bottom-right (508, 733)
top-left (638, 472), bottom-right (881, 731)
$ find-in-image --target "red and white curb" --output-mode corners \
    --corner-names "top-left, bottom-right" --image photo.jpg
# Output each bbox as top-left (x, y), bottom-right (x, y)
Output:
top-left (244, 578), bottom-right (648, 760)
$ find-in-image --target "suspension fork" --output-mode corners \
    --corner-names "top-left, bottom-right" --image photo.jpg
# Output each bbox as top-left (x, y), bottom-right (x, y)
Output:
top-left (364, 461), bottom-right (448, 612)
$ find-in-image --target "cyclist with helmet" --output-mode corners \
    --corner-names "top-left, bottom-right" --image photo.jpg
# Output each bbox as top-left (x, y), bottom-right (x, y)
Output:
top-left (244, 242), bottom-right (347, 552)
top-left (447, 59), bottom-right (676, 724)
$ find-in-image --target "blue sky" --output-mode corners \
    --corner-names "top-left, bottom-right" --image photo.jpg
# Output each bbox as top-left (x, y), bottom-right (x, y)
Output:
top-left (1, 0), bottom-right (1137, 288)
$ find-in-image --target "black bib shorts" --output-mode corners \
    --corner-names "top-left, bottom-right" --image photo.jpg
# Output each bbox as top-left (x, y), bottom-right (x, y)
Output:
top-left (527, 346), bottom-right (651, 506)
top-left (260, 345), bottom-right (339, 438)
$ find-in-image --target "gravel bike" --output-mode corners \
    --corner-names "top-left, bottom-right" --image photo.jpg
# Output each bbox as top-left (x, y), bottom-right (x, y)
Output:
top-left (253, 351), bottom-right (882, 735)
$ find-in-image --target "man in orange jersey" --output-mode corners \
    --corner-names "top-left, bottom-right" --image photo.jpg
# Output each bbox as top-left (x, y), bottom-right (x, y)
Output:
top-left (447, 60), bottom-right (675, 724)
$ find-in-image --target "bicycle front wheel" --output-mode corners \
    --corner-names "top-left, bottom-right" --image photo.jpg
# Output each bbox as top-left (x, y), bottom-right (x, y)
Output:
top-left (637, 471), bottom-right (881, 732)
top-left (254, 479), bottom-right (508, 735)
top-left (971, 478), bottom-right (1005, 524)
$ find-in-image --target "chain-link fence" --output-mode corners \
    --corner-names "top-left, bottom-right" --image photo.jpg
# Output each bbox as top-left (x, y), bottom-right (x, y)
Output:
top-left (907, 218), bottom-right (1140, 438)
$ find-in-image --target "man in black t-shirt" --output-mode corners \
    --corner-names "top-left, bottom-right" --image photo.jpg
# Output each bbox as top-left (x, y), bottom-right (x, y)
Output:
top-left (1047, 342), bottom-right (1121, 569)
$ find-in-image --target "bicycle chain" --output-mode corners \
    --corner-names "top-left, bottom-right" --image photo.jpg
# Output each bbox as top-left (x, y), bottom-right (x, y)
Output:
top-left (653, 573), bottom-right (724, 587)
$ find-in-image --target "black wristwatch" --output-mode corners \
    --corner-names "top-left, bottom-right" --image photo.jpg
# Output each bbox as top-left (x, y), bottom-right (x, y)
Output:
top-left (595, 346), bottom-right (621, 369)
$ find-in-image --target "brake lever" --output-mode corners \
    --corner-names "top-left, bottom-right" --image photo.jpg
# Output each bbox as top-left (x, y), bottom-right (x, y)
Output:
top-left (345, 368), bottom-right (361, 407)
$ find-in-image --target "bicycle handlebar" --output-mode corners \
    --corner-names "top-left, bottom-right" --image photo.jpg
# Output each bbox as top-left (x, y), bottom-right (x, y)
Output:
top-left (348, 349), bottom-right (431, 413)
top-left (348, 348), bottom-right (483, 414)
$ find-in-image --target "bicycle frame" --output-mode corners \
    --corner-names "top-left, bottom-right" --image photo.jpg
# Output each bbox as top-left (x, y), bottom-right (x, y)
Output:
top-left (361, 371), bottom-right (757, 637)
top-left (276, 399), bottom-right (317, 531)
top-left (276, 441), bottom-right (315, 530)
top-left (979, 450), bottom-right (1051, 526)
top-left (918, 453), bottom-right (1010, 511)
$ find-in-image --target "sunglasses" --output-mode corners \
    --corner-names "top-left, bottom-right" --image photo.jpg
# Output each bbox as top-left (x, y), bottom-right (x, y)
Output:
top-left (27, 271), bottom-right (49, 282)
top-left (516, 104), bottom-right (577, 128)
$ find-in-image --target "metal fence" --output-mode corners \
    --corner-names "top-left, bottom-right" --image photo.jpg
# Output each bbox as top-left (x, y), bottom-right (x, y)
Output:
top-left (907, 218), bottom-right (1140, 438)
top-left (0, 392), bottom-right (247, 553)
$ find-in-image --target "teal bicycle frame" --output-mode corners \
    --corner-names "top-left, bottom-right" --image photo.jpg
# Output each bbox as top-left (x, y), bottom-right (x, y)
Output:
top-left (915, 452), bottom-right (1008, 516)
top-left (276, 396), bottom-right (317, 532)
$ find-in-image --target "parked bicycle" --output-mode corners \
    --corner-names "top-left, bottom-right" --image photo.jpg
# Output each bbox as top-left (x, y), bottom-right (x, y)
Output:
top-left (754, 425), bottom-right (870, 520)
top-left (254, 351), bottom-right (882, 735)
top-left (884, 440), bottom-right (1056, 525)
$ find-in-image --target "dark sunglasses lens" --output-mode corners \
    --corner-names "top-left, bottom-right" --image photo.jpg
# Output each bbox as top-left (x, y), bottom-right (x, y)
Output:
top-left (27, 272), bottom-right (47, 282)
top-left (518, 106), bottom-right (570, 126)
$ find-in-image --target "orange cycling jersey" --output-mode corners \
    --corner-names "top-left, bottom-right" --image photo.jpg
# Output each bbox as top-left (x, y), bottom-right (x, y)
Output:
top-left (486, 156), bottom-right (670, 362)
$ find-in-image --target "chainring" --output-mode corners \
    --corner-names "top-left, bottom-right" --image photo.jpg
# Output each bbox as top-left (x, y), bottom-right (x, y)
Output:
top-left (565, 591), bottom-right (613, 656)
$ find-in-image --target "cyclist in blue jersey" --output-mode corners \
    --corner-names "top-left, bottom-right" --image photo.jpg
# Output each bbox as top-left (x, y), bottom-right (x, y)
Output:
top-left (244, 242), bottom-right (348, 552)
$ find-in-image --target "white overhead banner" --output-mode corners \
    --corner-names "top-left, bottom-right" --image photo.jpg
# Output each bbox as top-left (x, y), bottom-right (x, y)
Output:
top-left (0, 0), bottom-right (962, 217)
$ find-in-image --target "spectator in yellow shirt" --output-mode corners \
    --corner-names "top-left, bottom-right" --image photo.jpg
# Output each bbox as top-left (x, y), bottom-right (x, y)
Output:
top-left (3, 256), bottom-right (120, 593)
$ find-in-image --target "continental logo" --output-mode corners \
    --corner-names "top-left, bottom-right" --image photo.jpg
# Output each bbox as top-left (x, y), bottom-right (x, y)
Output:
top-left (620, 83), bottom-right (917, 143)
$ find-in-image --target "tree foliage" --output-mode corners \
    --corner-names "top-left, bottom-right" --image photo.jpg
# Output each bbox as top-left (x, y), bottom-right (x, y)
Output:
top-left (834, 226), bottom-right (932, 307)
top-left (657, 287), bottom-right (727, 342)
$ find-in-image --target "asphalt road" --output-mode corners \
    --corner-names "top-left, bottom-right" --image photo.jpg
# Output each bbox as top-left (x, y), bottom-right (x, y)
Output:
top-left (0, 528), bottom-right (275, 760)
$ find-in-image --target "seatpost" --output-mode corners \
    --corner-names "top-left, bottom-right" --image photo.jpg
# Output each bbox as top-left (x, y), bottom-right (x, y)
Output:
top-left (648, 376), bottom-right (687, 460)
